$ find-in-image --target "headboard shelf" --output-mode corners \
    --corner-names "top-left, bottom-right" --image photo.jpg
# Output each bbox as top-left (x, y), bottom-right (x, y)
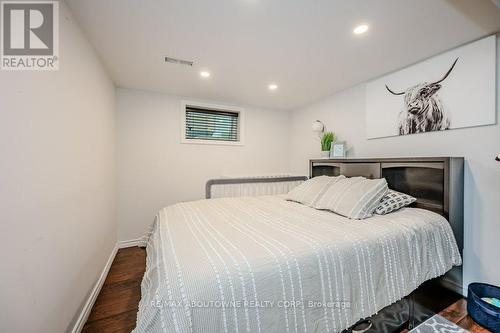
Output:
top-left (309, 157), bottom-right (464, 247)
top-left (310, 156), bottom-right (464, 294)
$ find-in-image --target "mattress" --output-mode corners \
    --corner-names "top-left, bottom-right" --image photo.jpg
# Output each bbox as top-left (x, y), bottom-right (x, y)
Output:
top-left (133, 196), bottom-right (461, 333)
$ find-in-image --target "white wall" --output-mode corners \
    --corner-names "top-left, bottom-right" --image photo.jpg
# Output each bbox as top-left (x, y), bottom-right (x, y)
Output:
top-left (116, 88), bottom-right (290, 241)
top-left (0, 3), bottom-right (116, 333)
top-left (289, 35), bottom-right (500, 293)
top-left (0, 4), bottom-right (496, 330)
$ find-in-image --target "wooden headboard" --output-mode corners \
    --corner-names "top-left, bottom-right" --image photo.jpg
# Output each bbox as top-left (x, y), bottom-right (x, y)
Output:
top-left (310, 157), bottom-right (464, 293)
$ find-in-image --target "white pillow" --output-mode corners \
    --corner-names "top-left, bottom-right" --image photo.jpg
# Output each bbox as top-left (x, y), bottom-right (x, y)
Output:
top-left (374, 190), bottom-right (416, 215)
top-left (314, 177), bottom-right (388, 219)
top-left (286, 175), bottom-right (345, 207)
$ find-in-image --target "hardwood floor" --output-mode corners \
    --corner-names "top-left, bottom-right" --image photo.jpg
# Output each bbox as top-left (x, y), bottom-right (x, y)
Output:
top-left (83, 247), bottom-right (491, 333)
top-left (400, 298), bottom-right (492, 333)
top-left (83, 247), bottom-right (146, 333)
top-left (444, 299), bottom-right (492, 332)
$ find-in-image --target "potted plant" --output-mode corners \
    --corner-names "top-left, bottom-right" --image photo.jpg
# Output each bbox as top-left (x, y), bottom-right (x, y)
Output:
top-left (320, 131), bottom-right (336, 158)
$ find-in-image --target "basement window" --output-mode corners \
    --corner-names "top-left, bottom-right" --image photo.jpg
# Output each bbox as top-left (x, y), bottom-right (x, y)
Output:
top-left (181, 101), bottom-right (244, 145)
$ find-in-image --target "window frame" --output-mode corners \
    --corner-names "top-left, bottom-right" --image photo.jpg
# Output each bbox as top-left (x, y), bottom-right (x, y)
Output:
top-left (180, 100), bottom-right (245, 146)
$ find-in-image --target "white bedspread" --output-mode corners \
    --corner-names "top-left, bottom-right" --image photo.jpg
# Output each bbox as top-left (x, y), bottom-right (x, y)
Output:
top-left (133, 196), bottom-right (461, 333)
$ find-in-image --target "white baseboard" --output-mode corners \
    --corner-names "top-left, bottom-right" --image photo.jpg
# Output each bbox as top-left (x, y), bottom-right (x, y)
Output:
top-left (118, 238), bottom-right (142, 248)
top-left (70, 238), bottom-right (142, 332)
top-left (70, 244), bottom-right (118, 333)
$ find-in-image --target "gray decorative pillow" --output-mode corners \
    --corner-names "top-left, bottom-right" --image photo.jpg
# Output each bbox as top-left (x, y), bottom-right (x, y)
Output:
top-left (314, 177), bottom-right (388, 219)
top-left (374, 190), bottom-right (416, 215)
top-left (286, 175), bottom-right (345, 207)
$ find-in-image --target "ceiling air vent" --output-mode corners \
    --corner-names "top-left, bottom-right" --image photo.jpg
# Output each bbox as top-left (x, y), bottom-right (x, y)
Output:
top-left (164, 56), bottom-right (193, 66)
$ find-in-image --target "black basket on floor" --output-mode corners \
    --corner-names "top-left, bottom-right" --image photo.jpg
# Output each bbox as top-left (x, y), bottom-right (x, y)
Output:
top-left (467, 282), bottom-right (500, 332)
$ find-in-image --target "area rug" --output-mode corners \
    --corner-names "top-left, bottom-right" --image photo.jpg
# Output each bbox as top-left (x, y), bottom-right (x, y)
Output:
top-left (409, 315), bottom-right (470, 333)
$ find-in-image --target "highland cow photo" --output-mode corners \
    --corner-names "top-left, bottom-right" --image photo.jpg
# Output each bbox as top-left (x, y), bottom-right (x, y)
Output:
top-left (366, 36), bottom-right (496, 139)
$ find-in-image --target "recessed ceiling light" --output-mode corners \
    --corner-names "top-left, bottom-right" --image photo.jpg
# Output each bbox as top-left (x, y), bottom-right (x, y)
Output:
top-left (200, 71), bottom-right (211, 78)
top-left (353, 24), bottom-right (369, 35)
top-left (268, 83), bottom-right (278, 90)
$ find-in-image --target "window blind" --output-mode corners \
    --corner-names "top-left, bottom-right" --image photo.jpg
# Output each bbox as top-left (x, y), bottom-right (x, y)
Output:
top-left (185, 106), bottom-right (239, 142)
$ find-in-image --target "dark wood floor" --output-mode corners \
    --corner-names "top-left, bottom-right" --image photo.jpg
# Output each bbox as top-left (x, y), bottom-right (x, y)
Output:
top-left (84, 247), bottom-right (490, 333)
top-left (399, 299), bottom-right (491, 333)
top-left (82, 247), bottom-right (146, 333)
top-left (439, 300), bottom-right (491, 332)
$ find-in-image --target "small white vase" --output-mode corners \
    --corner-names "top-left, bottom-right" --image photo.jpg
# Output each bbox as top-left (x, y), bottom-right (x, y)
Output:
top-left (321, 150), bottom-right (330, 159)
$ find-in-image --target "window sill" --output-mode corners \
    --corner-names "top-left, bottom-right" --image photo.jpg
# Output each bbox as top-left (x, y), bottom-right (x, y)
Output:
top-left (180, 138), bottom-right (244, 146)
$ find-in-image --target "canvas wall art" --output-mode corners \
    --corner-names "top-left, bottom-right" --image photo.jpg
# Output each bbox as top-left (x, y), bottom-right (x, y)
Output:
top-left (366, 35), bottom-right (496, 139)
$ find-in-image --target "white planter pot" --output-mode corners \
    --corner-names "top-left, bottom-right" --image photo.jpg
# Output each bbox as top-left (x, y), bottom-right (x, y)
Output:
top-left (321, 150), bottom-right (330, 158)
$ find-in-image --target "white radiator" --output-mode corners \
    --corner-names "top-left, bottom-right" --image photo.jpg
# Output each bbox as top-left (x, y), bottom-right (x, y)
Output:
top-left (206, 175), bottom-right (307, 199)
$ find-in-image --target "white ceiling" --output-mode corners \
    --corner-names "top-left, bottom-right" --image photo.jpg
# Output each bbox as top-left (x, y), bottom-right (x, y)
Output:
top-left (66, 0), bottom-right (500, 111)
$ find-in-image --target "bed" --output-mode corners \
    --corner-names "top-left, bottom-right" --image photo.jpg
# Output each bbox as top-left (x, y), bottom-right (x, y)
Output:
top-left (133, 157), bottom-right (464, 333)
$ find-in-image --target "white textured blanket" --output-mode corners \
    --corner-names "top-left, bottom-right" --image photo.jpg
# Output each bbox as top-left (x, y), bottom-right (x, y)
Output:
top-left (133, 196), bottom-right (461, 333)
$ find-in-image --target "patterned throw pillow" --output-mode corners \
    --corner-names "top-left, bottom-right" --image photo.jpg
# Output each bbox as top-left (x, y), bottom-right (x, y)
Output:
top-left (286, 175), bottom-right (345, 207)
top-left (374, 190), bottom-right (417, 215)
top-left (313, 177), bottom-right (388, 219)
